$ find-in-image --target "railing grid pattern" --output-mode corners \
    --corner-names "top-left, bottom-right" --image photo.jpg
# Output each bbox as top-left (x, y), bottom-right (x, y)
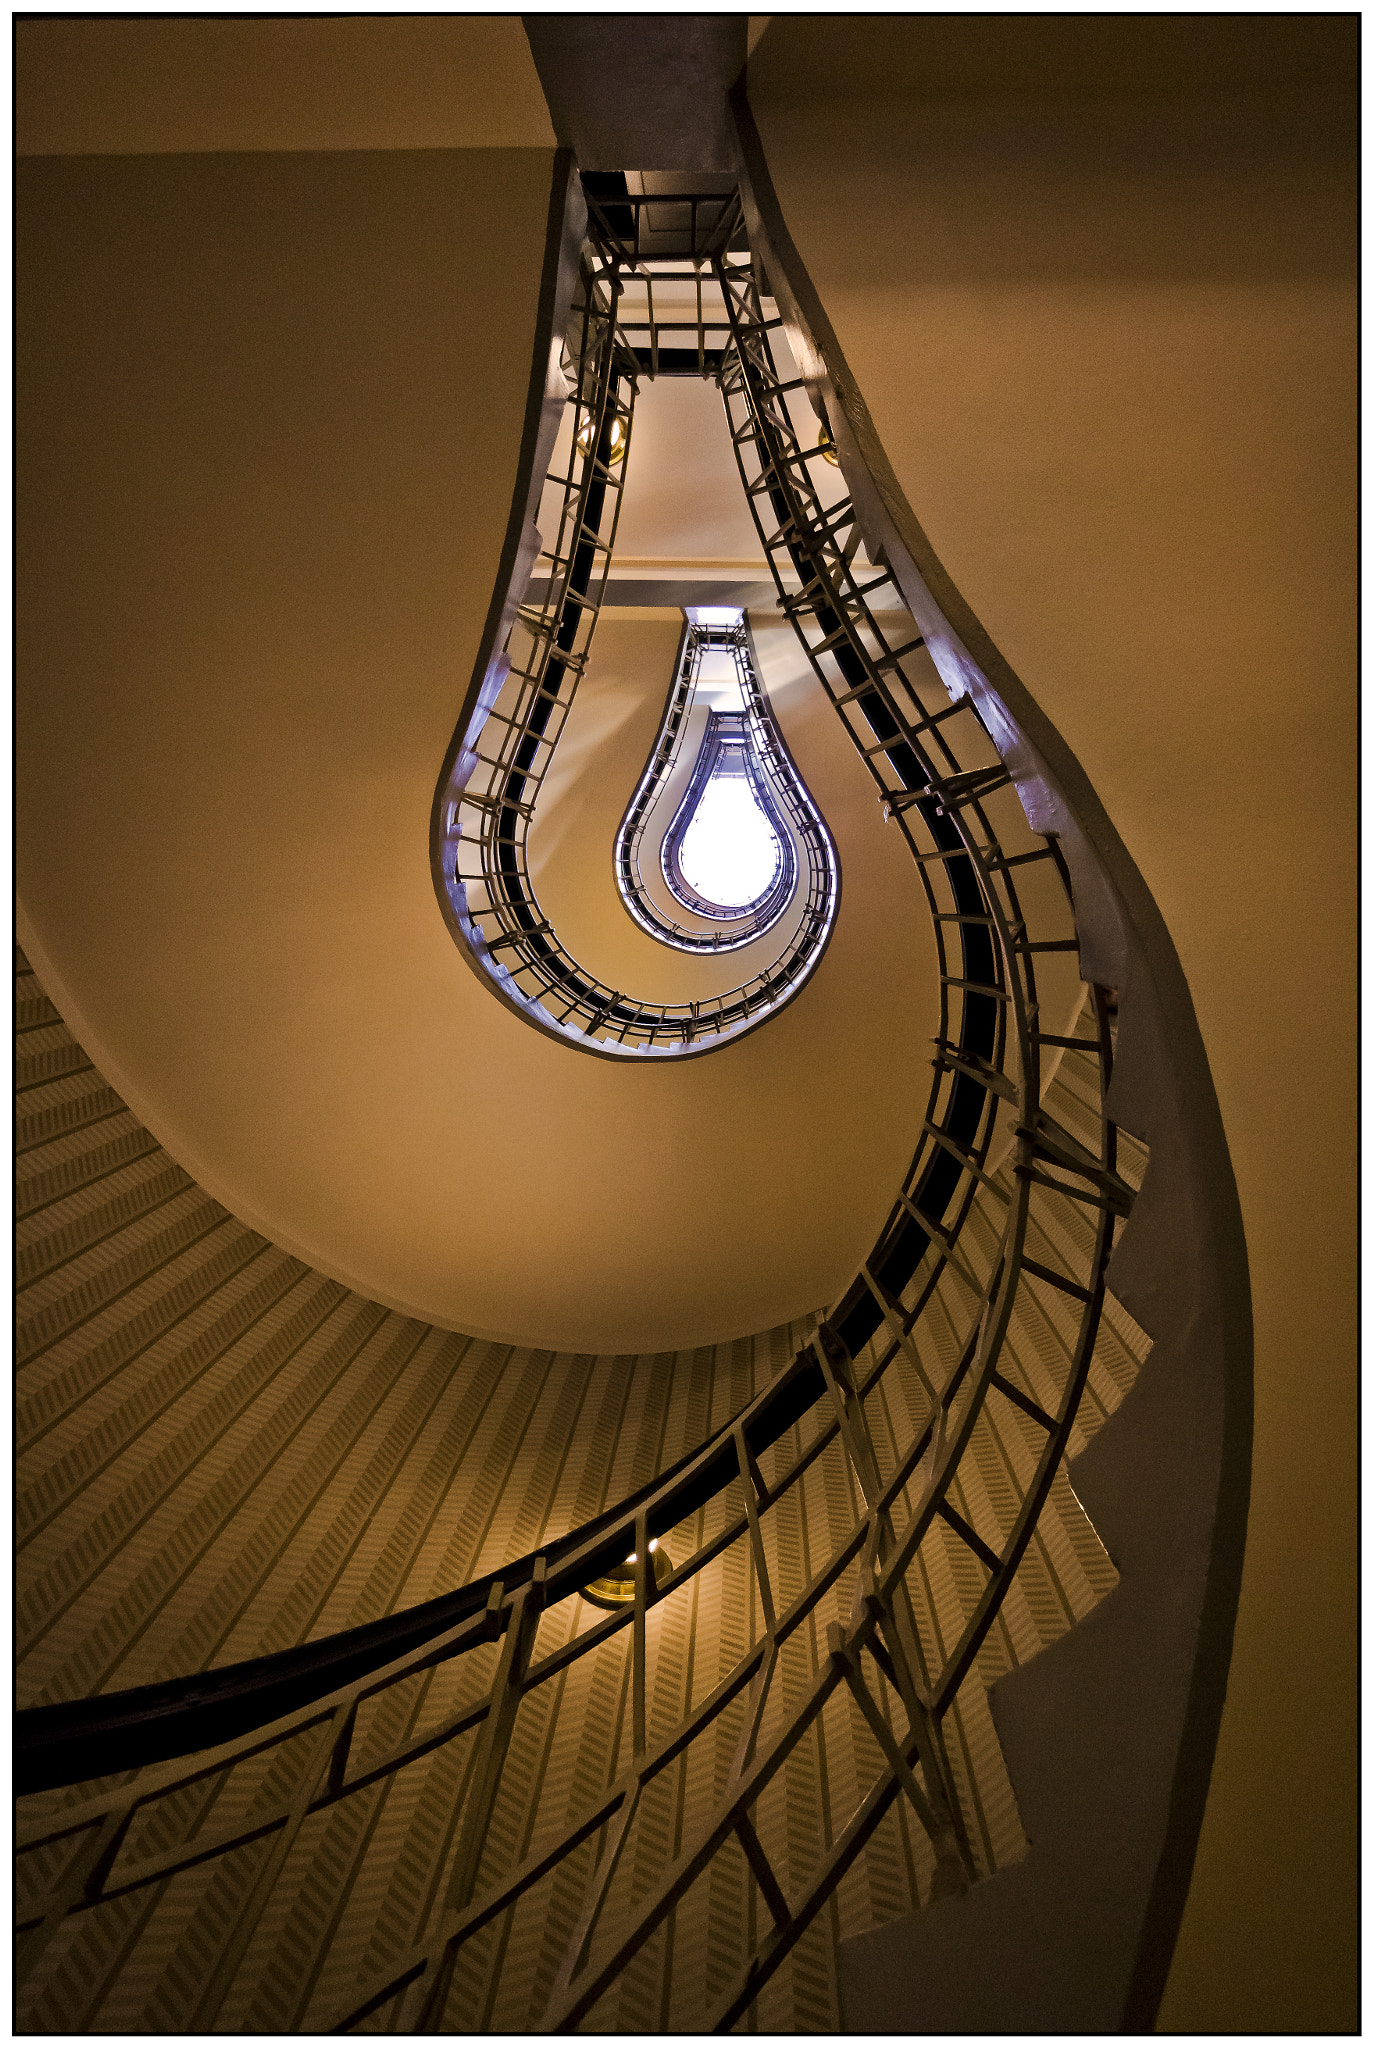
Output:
top-left (17, 1042), bottom-right (1145, 2033)
top-left (436, 214), bottom-right (849, 1055)
top-left (18, 184), bottom-right (1156, 2034)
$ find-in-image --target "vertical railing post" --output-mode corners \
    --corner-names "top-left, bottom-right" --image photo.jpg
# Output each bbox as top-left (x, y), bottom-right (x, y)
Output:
top-left (414, 1564), bottom-right (545, 2031)
top-left (814, 1323), bottom-right (976, 1885)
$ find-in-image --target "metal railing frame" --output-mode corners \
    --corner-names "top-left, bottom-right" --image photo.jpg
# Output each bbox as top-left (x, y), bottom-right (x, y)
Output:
top-left (437, 249), bottom-right (644, 1042)
top-left (437, 204), bottom-right (849, 1056)
top-left (612, 616), bottom-right (837, 958)
top-left (658, 707), bottom-right (793, 921)
top-left (17, 176), bottom-right (1140, 2033)
top-left (17, 987), bottom-right (1128, 2030)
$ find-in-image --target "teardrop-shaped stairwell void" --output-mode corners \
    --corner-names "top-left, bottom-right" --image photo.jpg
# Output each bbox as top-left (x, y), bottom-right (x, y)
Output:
top-left (613, 608), bottom-right (834, 958)
top-left (431, 196), bottom-right (845, 1057)
top-left (677, 761), bottom-right (781, 910)
top-left (676, 744), bottom-right (782, 910)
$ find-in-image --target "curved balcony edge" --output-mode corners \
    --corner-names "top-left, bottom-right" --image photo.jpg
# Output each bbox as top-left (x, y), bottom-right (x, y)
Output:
top-left (427, 160), bottom-right (840, 1062)
top-left (726, 78), bottom-right (1253, 2040)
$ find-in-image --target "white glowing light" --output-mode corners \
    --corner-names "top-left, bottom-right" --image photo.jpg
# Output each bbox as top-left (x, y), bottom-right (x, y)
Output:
top-left (688, 606), bottom-right (745, 629)
top-left (678, 775), bottom-right (781, 909)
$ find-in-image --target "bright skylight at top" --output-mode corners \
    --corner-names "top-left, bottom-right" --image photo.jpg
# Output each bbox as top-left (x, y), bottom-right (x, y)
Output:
top-left (677, 775), bottom-right (782, 910)
top-left (687, 606), bottom-right (745, 629)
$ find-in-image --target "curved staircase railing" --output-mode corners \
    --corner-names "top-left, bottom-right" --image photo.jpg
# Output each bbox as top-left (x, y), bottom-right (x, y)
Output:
top-left (16, 187), bottom-right (1141, 2035)
top-left (17, 988), bottom-right (1135, 2032)
top-left (432, 191), bottom-right (853, 1056)
top-left (18, 128), bottom-right (1244, 2038)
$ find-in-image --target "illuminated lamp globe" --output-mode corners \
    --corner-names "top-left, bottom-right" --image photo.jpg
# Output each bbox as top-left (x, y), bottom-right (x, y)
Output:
top-left (575, 411), bottom-right (628, 465)
top-left (583, 1536), bottom-right (672, 1609)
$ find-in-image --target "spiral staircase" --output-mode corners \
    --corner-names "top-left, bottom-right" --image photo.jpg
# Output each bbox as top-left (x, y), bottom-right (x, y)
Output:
top-left (18, 12), bottom-right (1352, 2037)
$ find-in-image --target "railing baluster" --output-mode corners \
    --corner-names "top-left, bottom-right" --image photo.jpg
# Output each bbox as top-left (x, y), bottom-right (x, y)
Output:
top-left (416, 1565), bottom-right (545, 2030)
top-left (17, 190), bottom-right (1134, 2039)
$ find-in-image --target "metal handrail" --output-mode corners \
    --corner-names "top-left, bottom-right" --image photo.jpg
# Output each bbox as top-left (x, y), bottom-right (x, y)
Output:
top-left (17, 1000), bottom-right (1128, 2030)
top-left (17, 180), bottom-right (1139, 2034)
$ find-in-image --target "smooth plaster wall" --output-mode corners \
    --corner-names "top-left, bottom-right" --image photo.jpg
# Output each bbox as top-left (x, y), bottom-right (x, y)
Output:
top-left (611, 374), bottom-right (765, 569)
top-left (748, 17), bottom-right (1357, 2031)
top-left (17, 145), bottom-right (936, 1356)
top-left (15, 15), bottom-right (556, 155)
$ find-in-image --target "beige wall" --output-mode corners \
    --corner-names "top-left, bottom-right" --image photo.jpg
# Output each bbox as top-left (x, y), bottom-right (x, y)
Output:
top-left (15, 15), bottom-right (555, 154)
top-left (748, 17), bottom-right (1357, 2030)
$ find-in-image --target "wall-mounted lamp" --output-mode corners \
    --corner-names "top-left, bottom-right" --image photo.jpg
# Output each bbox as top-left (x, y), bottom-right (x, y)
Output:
top-left (582, 1536), bottom-right (671, 1608)
top-left (576, 411), bottom-right (628, 465)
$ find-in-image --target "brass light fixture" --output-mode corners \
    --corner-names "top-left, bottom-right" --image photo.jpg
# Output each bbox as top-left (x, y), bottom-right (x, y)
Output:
top-left (575, 409), bottom-right (628, 465)
top-left (582, 1536), bottom-right (671, 1609)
